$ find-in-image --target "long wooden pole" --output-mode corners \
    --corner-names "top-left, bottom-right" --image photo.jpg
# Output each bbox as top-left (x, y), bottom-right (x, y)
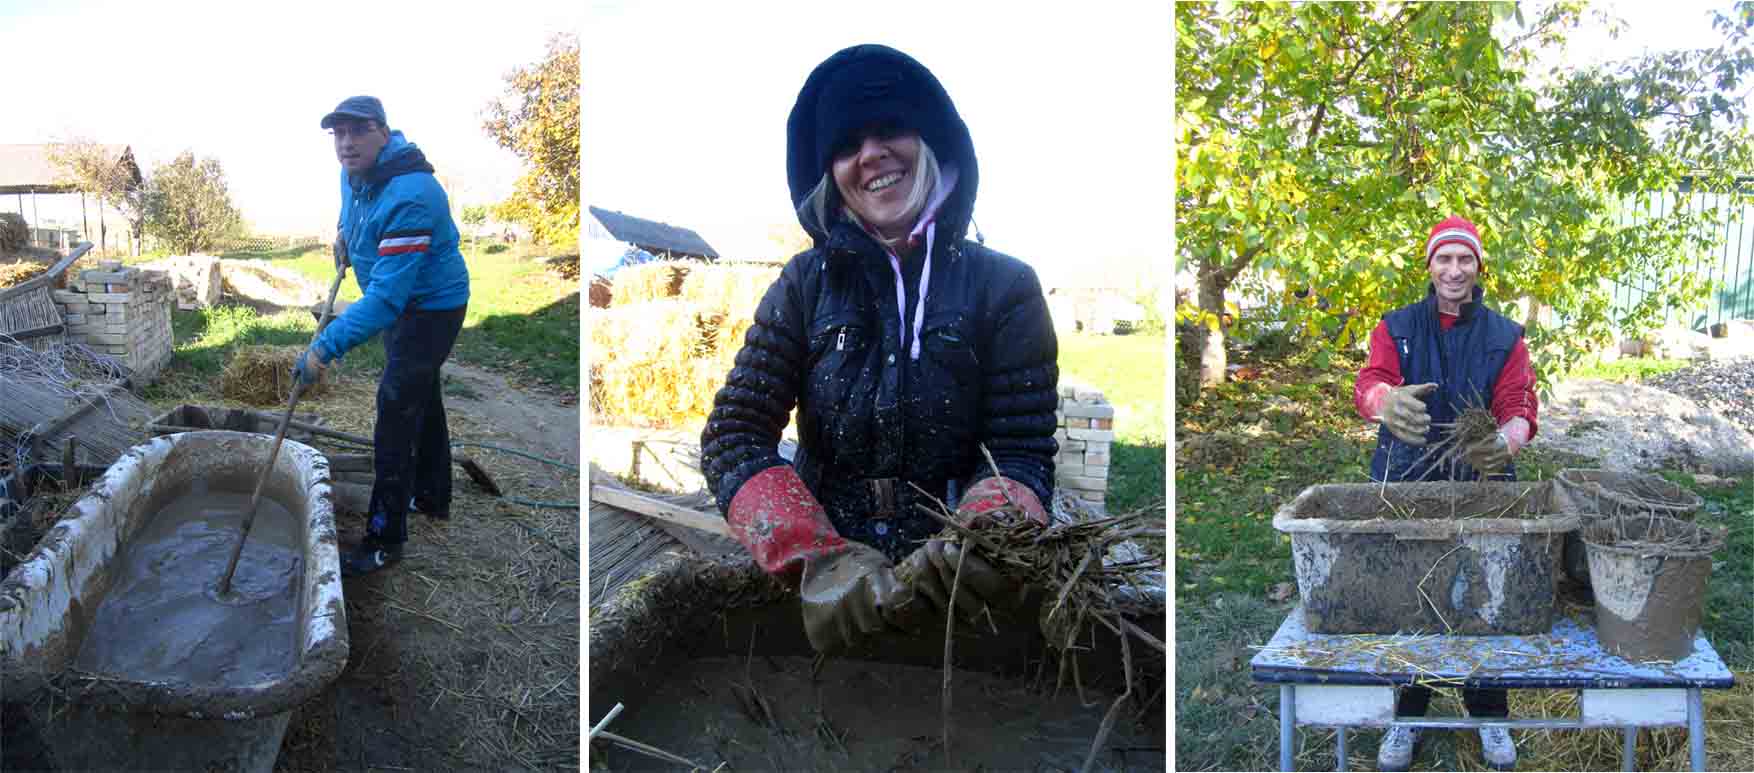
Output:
top-left (218, 264), bottom-right (347, 595)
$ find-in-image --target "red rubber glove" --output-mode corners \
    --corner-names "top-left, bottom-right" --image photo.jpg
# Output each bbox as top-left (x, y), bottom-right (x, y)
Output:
top-left (956, 476), bottom-right (1049, 527)
top-left (726, 465), bottom-right (849, 579)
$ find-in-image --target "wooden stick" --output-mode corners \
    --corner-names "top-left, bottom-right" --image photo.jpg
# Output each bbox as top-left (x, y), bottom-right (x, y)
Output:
top-left (594, 729), bottom-right (709, 770)
top-left (218, 264), bottom-right (346, 595)
top-left (588, 483), bottom-right (731, 537)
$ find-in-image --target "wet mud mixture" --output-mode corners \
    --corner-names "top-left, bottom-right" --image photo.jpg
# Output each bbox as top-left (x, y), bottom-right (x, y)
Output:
top-left (599, 655), bottom-right (1164, 772)
top-left (73, 488), bottom-right (301, 686)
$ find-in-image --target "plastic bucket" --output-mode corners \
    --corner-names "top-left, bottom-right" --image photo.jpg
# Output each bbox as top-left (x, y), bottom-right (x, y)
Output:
top-left (1557, 469), bottom-right (1703, 587)
top-left (1583, 515), bottom-right (1723, 662)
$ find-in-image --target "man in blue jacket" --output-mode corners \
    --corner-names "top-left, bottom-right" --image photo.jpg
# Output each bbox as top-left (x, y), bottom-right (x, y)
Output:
top-left (296, 96), bottom-right (471, 577)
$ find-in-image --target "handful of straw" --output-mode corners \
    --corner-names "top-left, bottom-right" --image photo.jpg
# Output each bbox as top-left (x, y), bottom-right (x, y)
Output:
top-left (904, 447), bottom-right (1165, 772)
top-left (1412, 395), bottom-right (1502, 475)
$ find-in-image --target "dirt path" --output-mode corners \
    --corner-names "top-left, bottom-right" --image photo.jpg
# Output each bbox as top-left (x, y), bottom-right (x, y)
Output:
top-left (441, 360), bottom-right (579, 462)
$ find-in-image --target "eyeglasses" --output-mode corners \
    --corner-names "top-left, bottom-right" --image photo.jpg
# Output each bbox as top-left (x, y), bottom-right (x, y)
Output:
top-left (329, 123), bottom-right (380, 140)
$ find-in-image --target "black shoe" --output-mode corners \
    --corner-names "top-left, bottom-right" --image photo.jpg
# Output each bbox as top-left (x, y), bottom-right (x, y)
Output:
top-left (341, 538), bottom-right (403, 577)
top-left (409, 495), bottom-right (450, 520)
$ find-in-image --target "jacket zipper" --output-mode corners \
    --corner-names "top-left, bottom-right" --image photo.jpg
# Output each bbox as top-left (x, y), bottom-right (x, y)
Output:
top-left (837, 328), bottom-right (846, 351)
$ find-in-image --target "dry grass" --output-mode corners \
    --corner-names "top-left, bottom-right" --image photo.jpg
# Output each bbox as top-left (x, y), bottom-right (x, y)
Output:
top-left (218, 345), bottom-right (329, 406)
top-left (678, 263), bottom-right (778, 321)
top-left (608, 260), bottom-right (691, 306)
top-left (1582, 514), bottom-right (1726, 555)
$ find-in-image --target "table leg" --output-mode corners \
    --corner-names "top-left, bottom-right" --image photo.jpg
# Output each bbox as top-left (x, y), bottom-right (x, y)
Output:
top-left (1621, 727), bottom-right (1635, 772)
top-left (1335, 727), bottom-right (1347, 772)
top-left (1688, 688), bottom-right (1705, 772)
top-left (1280, 684), bottom-right (1295, 772)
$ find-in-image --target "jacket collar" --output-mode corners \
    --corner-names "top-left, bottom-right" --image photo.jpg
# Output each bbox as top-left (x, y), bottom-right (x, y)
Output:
top-left (348, 130), bottom-right (435, 191)
top-left (1423, 283), bottom-right (1485, 324)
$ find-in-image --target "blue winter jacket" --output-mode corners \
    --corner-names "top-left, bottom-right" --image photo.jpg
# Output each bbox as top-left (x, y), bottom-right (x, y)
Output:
top-left (312, 130), bottom-right (470, 362)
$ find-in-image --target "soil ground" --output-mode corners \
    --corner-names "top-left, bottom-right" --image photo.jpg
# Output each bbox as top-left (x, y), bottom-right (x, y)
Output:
top-left (2, 351), bottom-right (581, 771)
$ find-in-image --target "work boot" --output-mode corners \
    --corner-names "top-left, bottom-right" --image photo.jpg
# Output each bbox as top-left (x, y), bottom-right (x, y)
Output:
top-left (1376, 725), bottom-right (1421, 772)
top-left (341, 537), bottom-right (403, 577)
top-left (409, 495), bottom-right (449, 520)
top-left (1479, 726), bottom-right (1517, 770)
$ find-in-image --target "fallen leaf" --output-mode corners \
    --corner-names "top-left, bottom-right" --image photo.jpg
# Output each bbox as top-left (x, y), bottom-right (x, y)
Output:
top-left (1268, 582), bottom-right (1296, 603)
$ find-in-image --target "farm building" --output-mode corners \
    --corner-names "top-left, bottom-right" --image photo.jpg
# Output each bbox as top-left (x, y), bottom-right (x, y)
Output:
top-left (0, 144), bottom-right (142, 254)
top-left (587, 205), bottom-right (720, 268)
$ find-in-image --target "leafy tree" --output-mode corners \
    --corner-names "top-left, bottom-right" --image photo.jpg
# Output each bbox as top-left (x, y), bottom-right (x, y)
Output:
top-left (461, 204), bottom-right (490, 231)
top-left (483, 33), bottom-right (579, 248)
top-left (46, 140), bottom-right (140, 255)
top-left (142, 151), bottom-right (243, 255)
top-left (1176, 2), bottom-right (1754, 394)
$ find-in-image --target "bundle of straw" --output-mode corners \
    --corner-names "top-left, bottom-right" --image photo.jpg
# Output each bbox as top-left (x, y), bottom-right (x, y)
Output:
top-left (609, 261), bottom-right (691, 306)
top-left (220, 345), bottom-right (329, 405)
top-left (903, 450), bottom-right (1166, 773)
top-left (1, 261), bottom-right (42, 288)
top-left (588, 302), bottom-right (725, 427)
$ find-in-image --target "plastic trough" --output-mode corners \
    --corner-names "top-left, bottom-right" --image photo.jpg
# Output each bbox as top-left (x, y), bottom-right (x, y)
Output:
top-left (1274, 480), bottom-right (1580, 635)
top-left (0, 431), bottom-right (348, 772)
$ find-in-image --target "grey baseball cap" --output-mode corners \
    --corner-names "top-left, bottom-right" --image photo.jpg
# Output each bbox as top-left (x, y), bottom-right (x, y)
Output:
top-left (320, 96), bottom-right (387, 129)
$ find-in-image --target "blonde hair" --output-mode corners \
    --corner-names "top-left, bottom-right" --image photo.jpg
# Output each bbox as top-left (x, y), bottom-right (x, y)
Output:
top-left (799, 139), bottom-right (941, 248)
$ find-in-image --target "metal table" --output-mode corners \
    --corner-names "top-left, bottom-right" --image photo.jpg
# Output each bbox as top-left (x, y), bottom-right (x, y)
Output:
top-left (1250, 604), bottom-right (1736, 771)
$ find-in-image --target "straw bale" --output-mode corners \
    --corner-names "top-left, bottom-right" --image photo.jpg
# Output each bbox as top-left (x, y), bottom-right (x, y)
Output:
top-left (589, 301), bottom-right (727, 427)
top-left (609, 260), bottom-right (691, 306)
top-left (0, 261), bottom-right (41, 288)
top-left (677, 263), bottom-right (780, 319)
top-left (220, 344), bottom-right (331, 405)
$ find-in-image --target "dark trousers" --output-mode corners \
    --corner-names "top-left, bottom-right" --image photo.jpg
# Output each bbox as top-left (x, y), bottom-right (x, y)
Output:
top-left (1397, 685), bottom-right (1509, 718)
top-left (366, 306), bottom-right (465, 544)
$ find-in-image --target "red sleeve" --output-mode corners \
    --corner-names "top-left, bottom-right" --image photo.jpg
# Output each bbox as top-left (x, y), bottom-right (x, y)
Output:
top-left (1490, 338), bottom-right (1539, 438)
top-left (1354, 320), bottom-right (1402, 421)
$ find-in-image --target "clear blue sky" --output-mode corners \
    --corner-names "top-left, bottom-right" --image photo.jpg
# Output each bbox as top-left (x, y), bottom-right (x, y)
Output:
top-left (584, 0), bottom-right (1172, 289)
top-left (0, 0), bottom-right (573, 235)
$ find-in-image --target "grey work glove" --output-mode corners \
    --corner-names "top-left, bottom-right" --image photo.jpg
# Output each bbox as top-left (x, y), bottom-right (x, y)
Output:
top-left (895, 539), bottom-right (1023, 624)
top-left (1380, 382), bottom-right (1437, 446)
top-left (798, 542), bottom-right (906, 653)
top-left (1464, 431), bottom-right (1512, 474)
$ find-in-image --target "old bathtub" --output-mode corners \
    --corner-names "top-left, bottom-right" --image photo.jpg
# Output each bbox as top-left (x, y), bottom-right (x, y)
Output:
top-left (0, 430), bottom-right (348, 772)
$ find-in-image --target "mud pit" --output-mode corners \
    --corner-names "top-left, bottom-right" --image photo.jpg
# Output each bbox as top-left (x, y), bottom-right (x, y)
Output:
top-left (73, 484), bottom-right (301, 686)
top-left (601, 655), bottom-right (1162, 771)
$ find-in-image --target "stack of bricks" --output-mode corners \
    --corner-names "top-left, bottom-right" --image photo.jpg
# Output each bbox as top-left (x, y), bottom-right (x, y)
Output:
top-left (1054, 379), bottom-right (1116, 511)
top-left (50, 261), bottom-right (175, 385)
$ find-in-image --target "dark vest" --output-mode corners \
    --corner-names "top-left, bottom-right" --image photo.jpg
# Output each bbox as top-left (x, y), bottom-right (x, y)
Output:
top-left (1369, 286), bottom-right (1523, 482)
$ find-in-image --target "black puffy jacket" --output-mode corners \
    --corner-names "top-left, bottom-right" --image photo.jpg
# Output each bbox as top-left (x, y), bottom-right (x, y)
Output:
top-left (700, 217), bottom-right (1059, 561)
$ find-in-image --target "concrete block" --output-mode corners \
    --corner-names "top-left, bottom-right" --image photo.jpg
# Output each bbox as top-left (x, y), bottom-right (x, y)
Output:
top-left (1055, 410), bottom-right (1065, 424)
top-left (81, 270), bottom-right (130, 284)
top-left (1053, 429), bottom-right (1068, 444)
top-left (1065, 417), bottom-right (1090, 430)
top-left (86, 333), bottom-right (128, 346)
top-left (1093, 418), bottom-right (1113, 430)
top-left (1067, 428), bottom-right (1116, 442)
top-left (1083, 440), bottom-right (1111, 455)
top-left (63, 313), bottom-right (85, 325)
top-left (1078, 491), bottom-right (1105, 502)
top-left (85, 292), bottom-right (130, 303)
top-left (1058, 383), bottom-right (1078, 398)
top-left (1083, 465), bottom-right (1109, 478)
top-left (1073, 387), bottom-right (1104, 403)
top-left (1062, 439), bottom-right (1086, 452)
top-left (1057, 463), bottom-right (1086, 478)
top-left (1084, 450), bottom-right (1110, 467)
top-left (1063, 402), bottom-right (1115, 420)
top-left (50, 290), bottom-right (83, 304)
top-left (1065, 475), bottom-right (1108, 490)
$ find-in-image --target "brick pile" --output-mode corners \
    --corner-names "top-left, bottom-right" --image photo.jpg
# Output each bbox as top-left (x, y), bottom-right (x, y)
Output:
top-left (1054, 379), bottom-right (1115, 511)
top-left (50, 261), bottom-right (174, 384)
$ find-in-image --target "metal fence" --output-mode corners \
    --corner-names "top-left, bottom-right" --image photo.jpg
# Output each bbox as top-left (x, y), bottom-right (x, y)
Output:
top-left (1609, 189), bottom-right (1754, 330)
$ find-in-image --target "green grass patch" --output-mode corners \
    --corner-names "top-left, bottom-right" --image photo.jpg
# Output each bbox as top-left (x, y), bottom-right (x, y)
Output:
top-left (1057, 331), bottom-right (1166, 516)
top-left (1175, 346), bottom-right (1754, 771)
top-left (221, 241), bottom-right (579, 390)
top-left (1567, 356), bottom-right (1691, 383)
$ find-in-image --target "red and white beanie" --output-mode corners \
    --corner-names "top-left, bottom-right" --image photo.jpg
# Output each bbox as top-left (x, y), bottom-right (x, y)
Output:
top-left (1425, 215), bottom-right (1484, 271)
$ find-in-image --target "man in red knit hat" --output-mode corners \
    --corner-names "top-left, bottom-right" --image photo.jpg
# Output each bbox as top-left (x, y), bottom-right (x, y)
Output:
top-left (1353, 215), bottom-right (1538, 770)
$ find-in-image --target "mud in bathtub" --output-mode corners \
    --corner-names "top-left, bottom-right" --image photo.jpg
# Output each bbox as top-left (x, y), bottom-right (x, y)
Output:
top-left (71, 478), bottom-right (302, 686)
top-left (598, 655), bottom-right (1164, 771)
